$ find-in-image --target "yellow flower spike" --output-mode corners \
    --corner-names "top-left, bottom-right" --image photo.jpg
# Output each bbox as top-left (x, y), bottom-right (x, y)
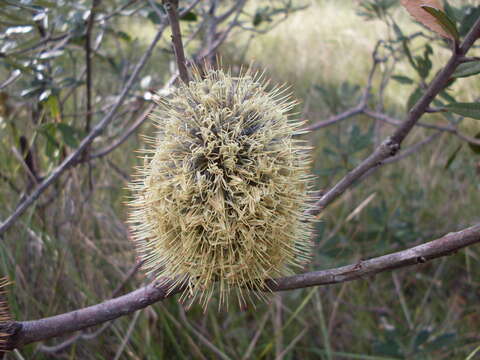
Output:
top-left (128, 66), bottom-right (315, 309)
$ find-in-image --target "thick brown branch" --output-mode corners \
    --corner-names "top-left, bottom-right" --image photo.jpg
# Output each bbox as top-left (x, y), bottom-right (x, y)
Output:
top-left (3, 223), bottom-right (480, 349)
top-left (269, 223), bottom-right (480, 291)
top-left (14, 279), bottom-right (184, 348)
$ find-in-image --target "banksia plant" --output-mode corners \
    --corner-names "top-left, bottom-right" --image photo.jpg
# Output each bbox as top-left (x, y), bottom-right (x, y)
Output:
top-left (0, 278), bottom-right (12, 352)
top-left (129, 66), bottom-right (315, 309)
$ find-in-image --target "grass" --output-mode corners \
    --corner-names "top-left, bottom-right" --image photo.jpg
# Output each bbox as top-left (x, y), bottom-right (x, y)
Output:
top-left (1, 0), bottom-right (480, 359)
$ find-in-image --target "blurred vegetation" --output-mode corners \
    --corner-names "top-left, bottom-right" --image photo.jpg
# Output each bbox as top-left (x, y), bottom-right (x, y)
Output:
top-left (1, 0), bottom-right (480, 359)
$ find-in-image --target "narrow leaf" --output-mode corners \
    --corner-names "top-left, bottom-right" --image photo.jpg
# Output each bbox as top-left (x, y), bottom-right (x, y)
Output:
top-left (392, 75), bottom-right (414, 84)
top-left (445, 102), bottom-right (480, 120)
top-left (56, 123), bottom-right (79, 148)
top-left (459, 6), bottom-right (480, 37)
top-left (407, 87), bottom-right (424, 111)
top-left (453, 61), bottom-right (480, 78)
top-left (45, 95), bottom-right (61, 123)
top-left (468, 132), bottom-right (480, 154)
top-left (400, 0), bottom-right (455, 40)
top-left (180, 11), bottom-right (197, 22)
top-left (421, 6), bottom-right (459, 41)
top-left (444, 144), bottom-right (462, 169)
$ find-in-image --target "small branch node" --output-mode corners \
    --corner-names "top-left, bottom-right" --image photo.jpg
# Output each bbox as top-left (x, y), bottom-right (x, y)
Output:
top-left (416, 256), bottom-right (427, 264)
top-left (386, 139), bottom-right (400, 156)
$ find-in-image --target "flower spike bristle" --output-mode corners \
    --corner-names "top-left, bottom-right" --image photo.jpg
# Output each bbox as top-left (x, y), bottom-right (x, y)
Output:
top-left (128, 65), bottom-right (315, 309)
top-left (0, 278), bottom-right (12, 352)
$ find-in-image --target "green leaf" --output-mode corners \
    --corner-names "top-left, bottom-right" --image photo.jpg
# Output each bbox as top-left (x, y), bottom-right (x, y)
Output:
top-left (38, 123), bottom-right (59, 159)
top-left (443, 1), bottom-right (459, 24)
top-left (38, 49), bottom-right (64, 60)
top-left (56, 123), bottom-right (79, 148)
top-left (2, 57), bottom-right (34, 74)
top-left (402, 40), bottom-right (417, 71)
top-left (44, 94), bottom-right (61, 122)
top-left (444, 144), bottom-right (462, 169)
top-left (180, 11), bottom-right (197, 22)
top-left (407, 87), bottom-right (424, 111)
top-left (452, 61), bottom-right (480, 78)
top-left (421, 6), bottom-right (459, 41)
top-left (147, 10), bottom-right (162, 24)
top-left (115, 30), bottom-right (132, 42)
top-left (438, 89), bottom-right (456, 104)
top-left (415, 44), bottom-right (432, 79)
top-left (0, 10), bottom-right (36, 25)
top-left (32, 0), bottom-right (56, 7)
top-left (459, 6), bottom-right (480, 37)
top-left (468, 132), bottom-right (480, 154)
top-left (253, 12), bottom-right (262, 26)
top-left (392, 21), bottom-right (406, 41)
top-left (391, 75), bottom-right (414, 84)
top-left (445, 102), bottom-right (480, 120)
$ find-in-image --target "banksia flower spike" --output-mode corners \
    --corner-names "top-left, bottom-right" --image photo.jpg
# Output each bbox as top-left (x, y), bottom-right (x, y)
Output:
top-left (129, 66), bottom-right (315, 309)
top-left (0, 278), bottom-right (12, 352)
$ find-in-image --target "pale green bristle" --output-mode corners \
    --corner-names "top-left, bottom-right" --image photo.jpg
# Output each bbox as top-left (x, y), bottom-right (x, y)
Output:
top-left (0, 278), bottom-right (11, 351)
top-left (128, 67), bottom-right (315, 309)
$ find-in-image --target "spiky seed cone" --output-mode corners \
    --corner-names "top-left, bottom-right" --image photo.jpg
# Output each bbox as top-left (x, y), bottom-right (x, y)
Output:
top-left (129, 67), bottom-right (315, 309)
top-left (0, 278), bottom-right (12, 352)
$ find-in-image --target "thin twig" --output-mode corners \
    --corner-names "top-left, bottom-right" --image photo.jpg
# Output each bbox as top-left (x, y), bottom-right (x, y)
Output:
top-left (113, 310), bottom-right (141, 360)
top-left (85, 0), bottom-right (100, 135)
top-left (83, 1), bottom-right (239, 161)
top-left (303, 106), bottom-right (364, 132)
top-left (364, 109), bottom-right (480, 146)
top-left (164, 0), bottom-right (189, 83)
top-left (275, 328), bottom-right (308, 360)
top-left (0, 172), bottom-right (20, 194)
top-left (84, 0), bottom-right (100, 190)
top-left (273, 295), bottom-right (283, 359)
top-left (0, 0), bottom-right (206, 236)
top-left (0, 70), bottom-right (21, 90)
top-left (2, 33), bottom-right (70, 57)
top-left (353, 132), bottom-right (442, 187)
top-left (241, 312), bottom-right (270, 360)
top-left (178, 305), bottom-right (231, 360)
top-left (0, 25), bottom-right (167, 236)
top-left (307, 17), bottom-right (480, 216)
top-left (304, 40), bottom-right (382, 132)
top-left (96, 0), bottom-right (139, 22)
top-left (383, 132), bottom-right (441, 164)
top-left (88, 103), bottom-right (154, 159)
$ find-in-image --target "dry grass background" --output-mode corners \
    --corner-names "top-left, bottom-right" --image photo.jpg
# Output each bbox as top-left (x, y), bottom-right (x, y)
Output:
top-left (1, 0), bottom-right (480, 359)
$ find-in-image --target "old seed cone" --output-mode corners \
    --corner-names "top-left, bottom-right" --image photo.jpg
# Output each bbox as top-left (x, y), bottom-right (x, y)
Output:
top-left (129, 66), bottom-right (315, 309)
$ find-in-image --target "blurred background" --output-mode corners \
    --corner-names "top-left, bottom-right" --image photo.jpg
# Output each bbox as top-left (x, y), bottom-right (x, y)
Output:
top-left (1, 0), bottom-right (480, 358)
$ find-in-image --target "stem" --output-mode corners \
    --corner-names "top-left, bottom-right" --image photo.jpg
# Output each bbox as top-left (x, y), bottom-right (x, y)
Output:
top-left (0, 26), bottom-right (167, 236)
top-left (308, 15), bottom-right (480, 215)
top-left (85, 0), bottom-right (99, 135)
top-left (165, 0), bottom-right (189, 83)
